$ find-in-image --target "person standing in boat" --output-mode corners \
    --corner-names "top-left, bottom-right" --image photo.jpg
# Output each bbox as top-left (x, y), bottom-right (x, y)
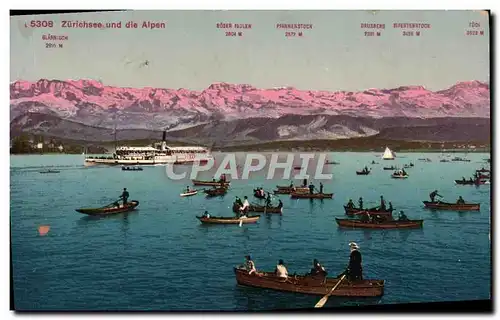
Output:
top-left (303, 178), bottom-right (308, 187)
top-left (185, 186), bottom-right (190, 193)
top-left (347, 199), bottom-right (355, 209)
top-left (119, 188), bottom-right (129, 205)
top-left (358, 197), bottom-right (364, 210)
top-left (265, 193), bottom-right (272, 207)
top-left (402, 168), bottom-right (407, 176)
top-left (277, 199), bottom-right (283, 209)
top-left (379, 196), bottom-right (386, 211)
top-left (429, 190), bottom-right (442, 203)
top-left (338, 242), bottom-right (363, 281)
top-left (364, 166), bottom-right (368, 173)
top-left (319, 182), bottom-right (324, 194)
top-left (245, 255), bottom-right (257, 275)
top-left (456, 196), bottom-right (465, 204)
top-left (275, 259), bottom-right (288, 279)
top-left (203, 210), bottom-right (210, 218)
top-left (388, 202), bottom-right (393, 212)
top-left (310, 259), bottom-right (328, 277)
top-left (289, 181), bottom-right (294, 188)
top-left (308, 183), bottom-right (315, 194)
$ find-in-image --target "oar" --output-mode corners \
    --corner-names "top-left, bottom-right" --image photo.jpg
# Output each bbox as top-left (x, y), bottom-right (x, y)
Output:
top-left (314, 274), bottom-right (346, 308)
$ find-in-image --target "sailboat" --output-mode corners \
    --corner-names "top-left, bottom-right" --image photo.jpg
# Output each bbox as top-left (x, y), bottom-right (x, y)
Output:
top-left (382, 147), bottom-right (395, 160)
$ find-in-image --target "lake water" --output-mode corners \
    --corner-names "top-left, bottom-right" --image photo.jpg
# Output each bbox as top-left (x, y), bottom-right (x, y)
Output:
top-left (10, 152), bottom-right (491, 311)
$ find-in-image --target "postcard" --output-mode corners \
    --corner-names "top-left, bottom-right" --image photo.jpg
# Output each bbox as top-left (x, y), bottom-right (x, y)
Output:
top-left (10, 10), bottom-right (491, 311)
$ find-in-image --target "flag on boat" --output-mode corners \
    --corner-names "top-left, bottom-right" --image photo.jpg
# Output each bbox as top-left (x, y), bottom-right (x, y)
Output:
top-left (382, 147), bottom-right (395, 160)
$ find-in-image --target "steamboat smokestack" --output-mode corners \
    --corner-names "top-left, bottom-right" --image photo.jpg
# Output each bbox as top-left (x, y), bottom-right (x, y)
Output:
top-left (162, 130), bottom-right (166, 142)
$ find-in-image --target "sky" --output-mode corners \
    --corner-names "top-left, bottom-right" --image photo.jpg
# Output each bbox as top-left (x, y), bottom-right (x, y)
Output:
top-left (10, 10), bottom-right (490, 92)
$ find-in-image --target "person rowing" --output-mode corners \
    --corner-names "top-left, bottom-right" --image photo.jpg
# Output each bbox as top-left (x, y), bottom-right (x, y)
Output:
top-left (388, 202), bottom-right (393, 212)
top-left (277, 199), bottom-right (283, 209)
top-left (202, 210), bottom-right (210, 218)
top-left (429, 190), bottom-right (442, 203)
top-left (456, 196), bottom-right (465, 204)
top-left (303, 178), bottom-right (308, 187)
top-left (358, 197), bottom-right (364, 210)
top-left (308, 183), bottom-right (315, 194)
top-left (337, 242), bottom-right (363, 281)
top-left (379, 196), bottom-right (386, 211)
top-left (363, 166), bottom-right (369, 173)
top-left (289, 181), bottom-right (294, 188)
top-left (265, 193), bottom-right (272, 207)
top-left (319, 182), bottom-right (324, 194)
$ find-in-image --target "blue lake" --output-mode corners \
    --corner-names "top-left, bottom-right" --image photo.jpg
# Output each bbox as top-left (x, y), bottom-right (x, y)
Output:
top-left (10, 152), bottom-right (491, 310)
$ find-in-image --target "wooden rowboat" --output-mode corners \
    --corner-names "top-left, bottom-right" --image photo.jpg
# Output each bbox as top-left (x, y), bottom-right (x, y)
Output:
top-left (454, 179), bottom-right (489, 185)
top-left (356, 170), bottom-right (370, 175)
top-left (192, 180), bottom-right (230, 187)
top-left (249, 204), bottom-right (283, 214)
top-left (197, 215), bottom-right (260, 224)
top-left (343, 206), bottom-right (393, 217)
top-left (180, 190), bottom-right (198, 197)
top-left (75, 200), bottom-right (139, 216)
top-left (391, 174), bottom-right (409, 179)
top-left (383, 167), bottom-right (397, 170)
top-left (40, 169), bottom-right (60, 174)
top-left (204, 188), bottom-right (227, 197)
top-left (422, 201), bottom-right (480, 211)
top-left (290, 193), bottom-right (333, 199)
top-left (335, 218), bottom-right (423, 229)
top-left (234, 267), bottom-right (384, 297)
top-left (274, 186), bottom-right (309, 194)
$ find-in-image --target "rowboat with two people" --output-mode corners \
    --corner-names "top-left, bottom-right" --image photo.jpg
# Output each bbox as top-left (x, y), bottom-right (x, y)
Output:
top-left (248, 202), bottom-right (284, 214)
top-left (234, 243), bottom-right (384, 302)
top-left (180, 186), bottom-right (198, 197)
top-left (423, 201), bottom-right (480, 211)
top-left (273, 184), bottom-right (309, 194)
top-left (356, 166), bottom-right (371, 175)
top-left (454, 177), bottom-right (490, 185)
top-left (204, 186), bottom-right (228, 197)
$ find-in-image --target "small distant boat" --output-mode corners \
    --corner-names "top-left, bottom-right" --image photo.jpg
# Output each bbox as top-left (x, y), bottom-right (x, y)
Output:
top-left (403, 163), bottom-right (414, 169)
top-left (197, 215), bottom-right (260, 224)
top-left (122, 166), bottom-right (143, 171)
top-left (249, 204), bottom-right (283, 214)
top-left (476, 168), bottom-right (490, 173)
top-left (440, 159), bottom-right (450, 163)
top-left (39, 169), bottom-right (60, 174)
top-left (383, 166), bottom-right (397, 170)
top-left (418, 158), bottom-right (432, 162)
top-left (192, 180), bottom-right (230, 187)
top-left (75, 200), bottom-right (139, 216)
top-left (391, 174), bottom-right (409, 179)
top-left (356, 170), bottom-right (371, 175)
top-left (451, 157), bottom-right (471, 162)
top-left (290, 193), bottom-right (333, 199)
top-left (180, 190), bottom-right (198, 197)
top-left (454, 179), bottom-right (489, 185)
top-left (325, 161), bottom-right (340, 165)
top-left (422, 201), bottom-right (480, 211)
top-left (382, 147), bottom-right (395, 160)
top-left (335, 218), bottom-right (423, 229)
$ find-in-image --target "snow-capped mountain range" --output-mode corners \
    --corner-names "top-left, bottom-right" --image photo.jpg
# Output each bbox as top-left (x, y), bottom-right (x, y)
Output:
top-left (10, 79), bottom-right (490, 132)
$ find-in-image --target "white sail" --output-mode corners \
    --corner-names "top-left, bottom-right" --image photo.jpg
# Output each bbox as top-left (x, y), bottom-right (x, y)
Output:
top-left (382, 147), bottom-right (395, 160)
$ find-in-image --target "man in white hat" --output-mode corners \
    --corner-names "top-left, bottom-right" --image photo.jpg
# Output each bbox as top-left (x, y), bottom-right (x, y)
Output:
top-left (338, 242), bottom-right (363, 281)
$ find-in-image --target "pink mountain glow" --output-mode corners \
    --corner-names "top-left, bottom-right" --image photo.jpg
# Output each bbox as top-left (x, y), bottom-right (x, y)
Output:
top-left (10, 79), bottom-right (490, 130)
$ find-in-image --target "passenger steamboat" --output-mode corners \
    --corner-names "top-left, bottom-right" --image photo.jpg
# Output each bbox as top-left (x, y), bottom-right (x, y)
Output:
top-left (84, 131), bottom-right (213, 166)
